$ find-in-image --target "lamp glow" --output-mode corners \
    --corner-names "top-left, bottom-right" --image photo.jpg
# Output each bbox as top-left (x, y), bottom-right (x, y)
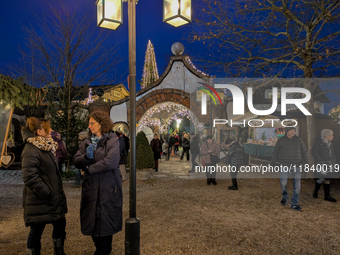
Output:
top-left (96, 0), bottom-right (123, 30)
top-left (163, 0), bottom-right (191, 27)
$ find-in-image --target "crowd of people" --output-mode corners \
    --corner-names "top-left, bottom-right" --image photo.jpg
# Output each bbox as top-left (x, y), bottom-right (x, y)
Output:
top-left (20, 110), bottom-right (338, 254)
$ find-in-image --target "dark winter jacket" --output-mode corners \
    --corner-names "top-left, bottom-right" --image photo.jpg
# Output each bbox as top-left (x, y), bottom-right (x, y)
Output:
top-left (190, 135), bottom-right (200, 155)
top-left (123, 134), bottom-right (130, 152)
top-left (118, 136), bottom-right (127, 165)
top-left (73, 131), bottom-right (122, 237)
top-left (169, 136), bottom-right (175, 147)
top-left (51, 132), bottom-right (68, 165)
top-left (312, 138), bottom-right (336, 164)
top-left (182, 138), bottom-right (190, 149)
top-left (21, 128), bottom-right (67, 227)
top-left (271, 134), bottom-right (309, 165)
top-left (150, 138), bottom-right (162, 160)
top-left (226, 142), bottom-right (244, 166)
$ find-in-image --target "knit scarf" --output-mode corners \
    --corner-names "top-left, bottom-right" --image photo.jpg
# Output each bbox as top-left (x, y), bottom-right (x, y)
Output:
top-left (322, 138), bottom-right (331, 148)
top-left (91, 133), bottom-right (108, 150)
top-left (27, 136), bottom-right (58, 154)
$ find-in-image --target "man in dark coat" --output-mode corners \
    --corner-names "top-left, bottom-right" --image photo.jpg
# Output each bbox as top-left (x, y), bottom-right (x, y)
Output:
top-left (272, 127), bottom-right (309, 211)
top-left (189, 133), bottom-right (200, 173)
top-left (180, 134), bottom-right (190, 161)
top-left (312, 129), bottom-right (337, 202)
top-left (21, 117), bottom-right (67, 255)
top-left (225, 138), bottom-right (244, 190)
top-left (123, 132), bottom-right (130, 153)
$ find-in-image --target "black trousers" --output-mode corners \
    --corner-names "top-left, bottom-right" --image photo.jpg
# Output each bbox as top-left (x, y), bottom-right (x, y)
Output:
top-left (190, 153), bottom-right (199, 172)
top-left (92, 235), bottom-right (113, 255)
top-left (181, 148), bottom-right (190, 160)
top-left (27, 217), bottom-right (66, 251)
top-left (205, 163), bottom-right (216, 181)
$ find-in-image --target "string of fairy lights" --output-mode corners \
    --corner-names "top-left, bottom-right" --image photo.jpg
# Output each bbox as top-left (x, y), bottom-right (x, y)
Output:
top-left (137, 102), bottom-right (203, 133)
top-left (141, 40), bottom-right (159, 89)
top-left (329, 105), bottom-right (340, 122)
top-left (186, 56), bottom-right (210, 77)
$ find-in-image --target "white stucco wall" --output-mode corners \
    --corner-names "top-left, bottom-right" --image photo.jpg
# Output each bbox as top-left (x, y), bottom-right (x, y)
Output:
top-left (110, 102), bottom-right (128, 123)
top-left (136, 61), bottom-right (207, 101)
top-left (110, 60), bottom-right (208, 122)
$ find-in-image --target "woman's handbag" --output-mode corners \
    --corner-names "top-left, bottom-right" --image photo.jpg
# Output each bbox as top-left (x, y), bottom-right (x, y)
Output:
top-left (205, 141), bottom-right (219, 164)
top-left (210, 154), bottom-right (219, 164)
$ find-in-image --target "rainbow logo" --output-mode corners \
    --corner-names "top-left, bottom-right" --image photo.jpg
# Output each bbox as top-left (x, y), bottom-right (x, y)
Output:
top-left (197, 82), bottom-right (223, 106)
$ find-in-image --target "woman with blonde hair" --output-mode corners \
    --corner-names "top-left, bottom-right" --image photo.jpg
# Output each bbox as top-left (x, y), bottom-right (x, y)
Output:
top-left (21, 117), bottom-right (67, 255)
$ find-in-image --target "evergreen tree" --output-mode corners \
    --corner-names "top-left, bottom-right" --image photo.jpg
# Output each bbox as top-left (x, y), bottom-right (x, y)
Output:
top-left (136, 131), bottom-right (154, 170)
top-left (141, 40), bottom-right (159, 89)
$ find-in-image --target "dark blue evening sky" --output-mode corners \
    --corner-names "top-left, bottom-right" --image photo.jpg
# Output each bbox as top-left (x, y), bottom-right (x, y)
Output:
top-left (0, 0), bottom-right (204, 91)
top-left (1, 1), bottom-right (338, 113)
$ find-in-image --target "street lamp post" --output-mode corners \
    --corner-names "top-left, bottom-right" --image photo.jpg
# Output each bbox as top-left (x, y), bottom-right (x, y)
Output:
top-left (96, 0), bottom-right (191, 254)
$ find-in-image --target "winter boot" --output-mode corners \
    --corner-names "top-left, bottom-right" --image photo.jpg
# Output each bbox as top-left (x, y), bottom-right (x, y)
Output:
top-left (207, 178), bottom-right (212, 185)
top-left (228, 178), bottom-right (238, 190)
top-left (53, 236), bottom-right (66, 255)
top-left (324, 184), bottom-right (337, 202)
top-left (212, 178), bottom-right (217, 185)
top-left (27, 248), bottom-right (40, 255)
top-left (313, 182), bottom-right (322, 198)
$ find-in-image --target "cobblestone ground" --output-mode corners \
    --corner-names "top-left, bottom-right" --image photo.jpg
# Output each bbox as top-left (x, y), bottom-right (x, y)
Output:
top-left (1, 156), bottom-right (340, 254)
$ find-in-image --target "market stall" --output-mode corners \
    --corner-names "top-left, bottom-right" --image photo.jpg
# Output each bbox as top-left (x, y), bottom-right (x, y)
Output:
top-left (241, 116), bottom-right (298, 165)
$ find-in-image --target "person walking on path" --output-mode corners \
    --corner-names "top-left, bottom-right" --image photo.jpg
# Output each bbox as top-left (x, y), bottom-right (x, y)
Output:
top-left (312, 129), bottom-right (337, 202)
top-left (150, 133), bottom-right (162, 172)
top-left (174, 133), bottom-right (180, 155)
top-left (169, 134), bottom-right (175, 157)
top-left (189, 133), bottom-right (200, 173)
top-left (271, 127), bottom-right (309, 211)
top-left (73, 111), bottom-right (122, 255)
top-left (116, 131), bottom-right (128, 181)
top-left (21, 117), bottom-right (67, 255)
top-left (201, 135), bottom-right (220, 185)
top-left (180, 134), bottom-right (190, 161)
top-left (225, 138), bottom-right (244, 190)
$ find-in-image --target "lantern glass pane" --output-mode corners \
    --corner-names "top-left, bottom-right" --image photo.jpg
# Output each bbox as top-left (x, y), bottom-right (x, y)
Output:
top-left (97, 0), bottom-right (103, 25)
top-left (166, 17), bottom-right (189, 27)
top-left (105, 0), bottom-right (122, 22)
top-left (164, 0), bottom-right (179, 20)
top-left (100, 20), bottom-right (121, 30)
top-left (180, 0), bottom-right (191, 20)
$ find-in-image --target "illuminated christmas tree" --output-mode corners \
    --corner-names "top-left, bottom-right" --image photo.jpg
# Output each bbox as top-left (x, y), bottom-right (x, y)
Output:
top-left (141, 40), bottom-right (159, 89)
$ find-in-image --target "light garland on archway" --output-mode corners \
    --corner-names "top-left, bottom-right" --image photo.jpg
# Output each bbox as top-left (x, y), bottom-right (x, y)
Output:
top-left (137, 102), bottom-right (203, 133)
top-left (160, 109), bottom-right (203, 133)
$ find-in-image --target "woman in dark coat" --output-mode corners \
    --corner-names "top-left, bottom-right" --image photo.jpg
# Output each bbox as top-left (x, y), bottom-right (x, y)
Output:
top-left (21, 117), bottom-right (67, 255)
top-left (150, 133), bottom-right (162, 172)
top-left (73, 111), bottom-right (122, 255)
top-left (312, 129), bottom-right (337, 202)
top-left (180, 134), bottom-right (190, 161)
